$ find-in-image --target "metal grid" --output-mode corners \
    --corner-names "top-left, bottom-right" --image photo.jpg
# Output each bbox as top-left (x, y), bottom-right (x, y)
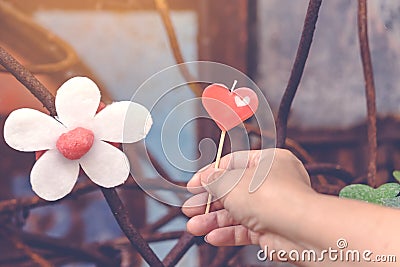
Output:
top-left (0, 0), bottom-right (378, 266)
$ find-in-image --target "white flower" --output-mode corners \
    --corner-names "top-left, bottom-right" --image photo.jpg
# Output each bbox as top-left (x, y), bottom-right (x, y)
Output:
top-left (3, 77), bottom-right (152, 201)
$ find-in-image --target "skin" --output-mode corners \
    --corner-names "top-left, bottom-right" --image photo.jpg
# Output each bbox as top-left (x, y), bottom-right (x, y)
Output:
top-left (182, 149), bottom-right (400, 266)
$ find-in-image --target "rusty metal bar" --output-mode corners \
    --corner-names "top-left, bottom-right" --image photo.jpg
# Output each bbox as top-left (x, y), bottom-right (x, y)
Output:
top-left (154, 0), bottom-right (203, 97)
top-left (142, 208), bottom-right (182, 233)
top-left (305, 163), bottom-right (354, 183)
top-left (210, 247), bottom-right (243, 267)
top-left (163, 232), bottom-right (196, 267)
top-left (276, 0), bottom-right (322, 148)
top-left (0, 1), bottom-right (386, 266)
top-left (0, 46), bottom-right (57, 116)
top-left (19, 230), bottom-right (117, 266)
top-left (143, 231), bottom-right (184, 242)
top-left (0, 1), bottom-right (78, 74)
top-left (0, 181), bottom-right (95, 215)
top-left (0, 45), bottom-right (164, 267)
top-left (0, 228), bottom-right (53, 267)
top-left (357, 0), bottom-right (377, 187)
top-left (0, 177), bottom-right (186, 215)
top-left (101, 188), bottom-right (163, 267)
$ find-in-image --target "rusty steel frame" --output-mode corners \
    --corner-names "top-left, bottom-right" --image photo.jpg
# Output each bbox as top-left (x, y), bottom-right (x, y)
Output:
top-left (0, 1), bottom-right (78, 74)
top-left (0, 0), bottom-right (378, 266)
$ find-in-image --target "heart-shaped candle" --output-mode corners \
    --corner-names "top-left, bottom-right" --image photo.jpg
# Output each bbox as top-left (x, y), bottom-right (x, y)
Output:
top-left (202, 83), bottom-right (259, 131)
top-left (201, 81), bottom-right (259, 214)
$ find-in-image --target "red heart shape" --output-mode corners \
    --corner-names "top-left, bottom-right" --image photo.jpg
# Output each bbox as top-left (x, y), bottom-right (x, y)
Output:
top-left (202, 83), bottom-right (258, 131)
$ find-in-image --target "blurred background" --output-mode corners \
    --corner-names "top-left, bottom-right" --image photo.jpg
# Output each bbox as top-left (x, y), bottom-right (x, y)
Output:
top-left (1, 0), bottom-right (400, 266)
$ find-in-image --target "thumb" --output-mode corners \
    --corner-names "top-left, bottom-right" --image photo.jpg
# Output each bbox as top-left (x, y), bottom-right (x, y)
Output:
top-left (201, 168), bottom-right (249, 205)
top-left (200, 168), bottom-right (224, 184)
top-left (201, 168), bottom-right (263, 225)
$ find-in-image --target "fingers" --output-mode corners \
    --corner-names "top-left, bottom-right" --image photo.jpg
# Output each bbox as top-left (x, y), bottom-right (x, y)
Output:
top-left (187, 150), bottom-right (263, 193)
top-left (182, 192), bottom-right (224, 217)
top-left (216, 150), bottom-right (261, 170)
top-left (204, 225), bottom-right (307, 255)
top-left (185, 167), bottom-right (258, 223)
top-left (186, 209), bottom-right (238, 236)
top-left (205, 225), bottom-right (260, 246)
top-left (204, 168), bottom-right (254, 207)
top-left (186, 168), bottom-right (223, 194)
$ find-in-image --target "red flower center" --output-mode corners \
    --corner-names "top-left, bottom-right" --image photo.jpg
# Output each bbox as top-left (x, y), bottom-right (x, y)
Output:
top-left (56, 127), bottom-right (94, 160)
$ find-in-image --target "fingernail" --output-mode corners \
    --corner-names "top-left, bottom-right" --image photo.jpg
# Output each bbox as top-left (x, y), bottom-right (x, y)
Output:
top-left (204, 235), bottom-right (209, 243)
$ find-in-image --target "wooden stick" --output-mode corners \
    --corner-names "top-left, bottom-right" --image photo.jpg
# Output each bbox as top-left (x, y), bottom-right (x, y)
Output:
top-left (205, 130), bottom-right (226, 214)
top-left (215, 130), bottom-right (226, 168)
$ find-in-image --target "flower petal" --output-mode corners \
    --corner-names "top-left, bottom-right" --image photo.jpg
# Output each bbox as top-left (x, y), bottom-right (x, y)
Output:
top-left (4, 108), bottom-right (66, 151)
top-left (55, 77), bottom-right (101, 128)
top-left (80, 140), bottom-right (130, 187)
top-left (92, 101), bottom-right (152, 143)
top-left (31, 149), bottom-right (79, 201)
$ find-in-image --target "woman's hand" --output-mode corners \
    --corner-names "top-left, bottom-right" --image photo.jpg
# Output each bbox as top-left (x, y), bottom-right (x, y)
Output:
top-left (183, 148), bottom-right (400, 267)
top-left (182, 149), bottom-right (318, 264)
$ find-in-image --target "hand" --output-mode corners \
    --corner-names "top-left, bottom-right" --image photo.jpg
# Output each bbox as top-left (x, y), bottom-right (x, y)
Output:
top-left (182, 149), bottom-right (317, 263)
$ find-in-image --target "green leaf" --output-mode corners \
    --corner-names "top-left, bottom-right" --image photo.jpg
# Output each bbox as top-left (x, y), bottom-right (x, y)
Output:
top-left (339, 183), bottom-right (400, 205)
top-left (381, 197), bottom-right (400, 208)
top-left (373, 183), bottom-right (400, 201)
top-left (339, 184), bottom-right (375, 203)
top-left (393, 170), bottom-right (400, 183)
